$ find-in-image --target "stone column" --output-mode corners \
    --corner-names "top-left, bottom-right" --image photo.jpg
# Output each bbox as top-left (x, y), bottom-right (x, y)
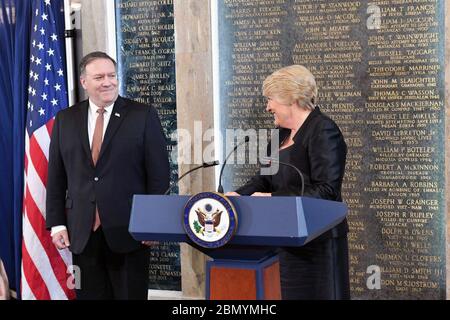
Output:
top-left (79, 0), bottom-right (116, 100)
top-left (174, 0), bottom-right (215, 299)
top-left (80, 0), bottom-right (108, 55)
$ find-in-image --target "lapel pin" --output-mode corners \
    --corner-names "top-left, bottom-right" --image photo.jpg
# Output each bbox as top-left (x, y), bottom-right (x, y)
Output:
top-left (115, 113), bottom-right (121, 117)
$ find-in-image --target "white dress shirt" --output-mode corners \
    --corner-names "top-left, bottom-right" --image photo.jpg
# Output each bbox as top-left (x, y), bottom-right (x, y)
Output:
top-left (51, 99), bottom-right (115, 237)
top-left (87, 100), bottom-right (114, 147)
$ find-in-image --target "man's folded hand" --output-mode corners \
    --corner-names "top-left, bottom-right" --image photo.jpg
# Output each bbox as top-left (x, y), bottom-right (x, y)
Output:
top-left (52, 230), bottom-right (70, 250)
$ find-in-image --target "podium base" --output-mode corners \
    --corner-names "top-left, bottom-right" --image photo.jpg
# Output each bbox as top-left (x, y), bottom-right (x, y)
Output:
top-left (206, 254), bottom-right (281, 300)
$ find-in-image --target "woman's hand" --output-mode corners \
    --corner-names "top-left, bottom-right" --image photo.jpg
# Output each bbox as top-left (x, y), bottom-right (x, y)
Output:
top-left (251, 192), bottom-right (272, 197)
top-left (224, 192), bottom-right (240, 196)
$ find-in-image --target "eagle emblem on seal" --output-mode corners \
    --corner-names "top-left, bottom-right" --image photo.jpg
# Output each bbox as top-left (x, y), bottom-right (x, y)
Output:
top-left (184, 192), bottom-right (238, 248)
top-left (195, 207), bottom-right (223, 234)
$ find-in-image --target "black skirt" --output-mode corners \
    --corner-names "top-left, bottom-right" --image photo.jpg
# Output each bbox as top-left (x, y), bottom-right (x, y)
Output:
top-left (277, 234), bottom-right (350, 300)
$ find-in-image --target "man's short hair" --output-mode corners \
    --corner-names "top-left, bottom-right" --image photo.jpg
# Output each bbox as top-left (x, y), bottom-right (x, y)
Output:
top-left (79, 51), bottom-right (117, 75)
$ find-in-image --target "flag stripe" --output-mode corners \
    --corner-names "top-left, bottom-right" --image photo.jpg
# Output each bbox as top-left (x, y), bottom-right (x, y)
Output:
top-left (56, 246), bottom-right (73, 273)
top-left (29, 135), bottom-right (48, 188)
top-left (46, 118), bottom-right (55, 136)
top-left (22, 0), bottom-right (74, 300)
top-left (24, 133), bottom-right (29, 173)
top-left (21, 242), bottom-right (51, 300)
top-left (20, 263), bottom-right (36, 300)
top-left (24, 122), bottom-right (75, 299)
top-left (22, 212), bottom-right (68, 299)
top-left (24, 146), bottom-right (46, 217)
top-left (24, 186), bottom-right (72, 297)
top-left (33, 123), bottom-right (51, 162)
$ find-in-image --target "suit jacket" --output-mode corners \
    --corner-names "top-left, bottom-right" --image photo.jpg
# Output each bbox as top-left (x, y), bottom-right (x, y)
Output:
top-left (46, 96), bottom-right (170, 254)
top-left (236, 106), bottom-right (348, 239)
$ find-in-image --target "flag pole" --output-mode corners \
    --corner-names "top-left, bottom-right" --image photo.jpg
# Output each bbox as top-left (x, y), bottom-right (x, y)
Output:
top-left (63, 0), bottom-right (75, 106)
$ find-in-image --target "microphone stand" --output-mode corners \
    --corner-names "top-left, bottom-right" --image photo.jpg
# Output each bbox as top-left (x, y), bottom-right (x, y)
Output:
top-left (261, 157), bottom-right (305, 196)
top-left (217, 136), bottom-right (250, 193)
top-left (164, 161), bottom-right (219, 195)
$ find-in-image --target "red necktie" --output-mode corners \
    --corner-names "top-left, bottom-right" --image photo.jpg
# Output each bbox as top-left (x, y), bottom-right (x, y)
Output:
top-left (91, 107), bottom-right (105, 231)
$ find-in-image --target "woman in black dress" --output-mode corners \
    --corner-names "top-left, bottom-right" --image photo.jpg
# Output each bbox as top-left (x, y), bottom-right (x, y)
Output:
top-left (226, 65), bottom-right (350, 300)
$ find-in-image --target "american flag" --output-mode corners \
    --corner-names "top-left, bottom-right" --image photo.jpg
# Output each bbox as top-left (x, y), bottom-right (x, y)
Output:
top-left (21, 0), bottom-right (75, 300)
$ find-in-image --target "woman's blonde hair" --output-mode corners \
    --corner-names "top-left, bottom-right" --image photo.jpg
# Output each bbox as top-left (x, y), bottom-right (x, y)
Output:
top-left (262, 65), bottom-right (318, 111)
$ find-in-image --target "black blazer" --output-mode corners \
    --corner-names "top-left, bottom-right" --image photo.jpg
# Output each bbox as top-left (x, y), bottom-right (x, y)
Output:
top-left (46, 96), bottom-right (170, 254)
top-left (236, 106), bottom-right (348, 239)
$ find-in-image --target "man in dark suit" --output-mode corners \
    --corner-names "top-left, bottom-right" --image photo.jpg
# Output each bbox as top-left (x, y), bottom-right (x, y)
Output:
top-left (46, 51), bottom-right (170, 300)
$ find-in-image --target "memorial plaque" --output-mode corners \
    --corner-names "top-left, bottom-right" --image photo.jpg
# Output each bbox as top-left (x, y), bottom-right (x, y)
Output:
top-left (116, 0), bottom-right (181, 291)
top-left (218, 0), bottom-right (445, 299)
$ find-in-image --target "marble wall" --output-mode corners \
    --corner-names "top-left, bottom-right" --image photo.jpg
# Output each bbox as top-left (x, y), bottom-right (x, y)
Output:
top-left (444, 0), bottom-right (449, 300)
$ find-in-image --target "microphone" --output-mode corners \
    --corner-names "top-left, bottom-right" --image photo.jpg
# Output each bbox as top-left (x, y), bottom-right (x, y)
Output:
top-left (164, 160), bottom-right (220, 195)
top-left (261, 157), bottom-right (305, 196)
top-left (217, 136), bottom-right (250, 193)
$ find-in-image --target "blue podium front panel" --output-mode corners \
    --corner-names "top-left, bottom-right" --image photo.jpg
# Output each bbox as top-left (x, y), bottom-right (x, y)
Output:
top-left (129, 195), bottom-right (347, 247)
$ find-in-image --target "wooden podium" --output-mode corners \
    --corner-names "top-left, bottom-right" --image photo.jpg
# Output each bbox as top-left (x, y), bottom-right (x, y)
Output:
top-left (206, 254), bottom-right (281, 299)
top-left (129, 195), bottom-right (347, 300)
